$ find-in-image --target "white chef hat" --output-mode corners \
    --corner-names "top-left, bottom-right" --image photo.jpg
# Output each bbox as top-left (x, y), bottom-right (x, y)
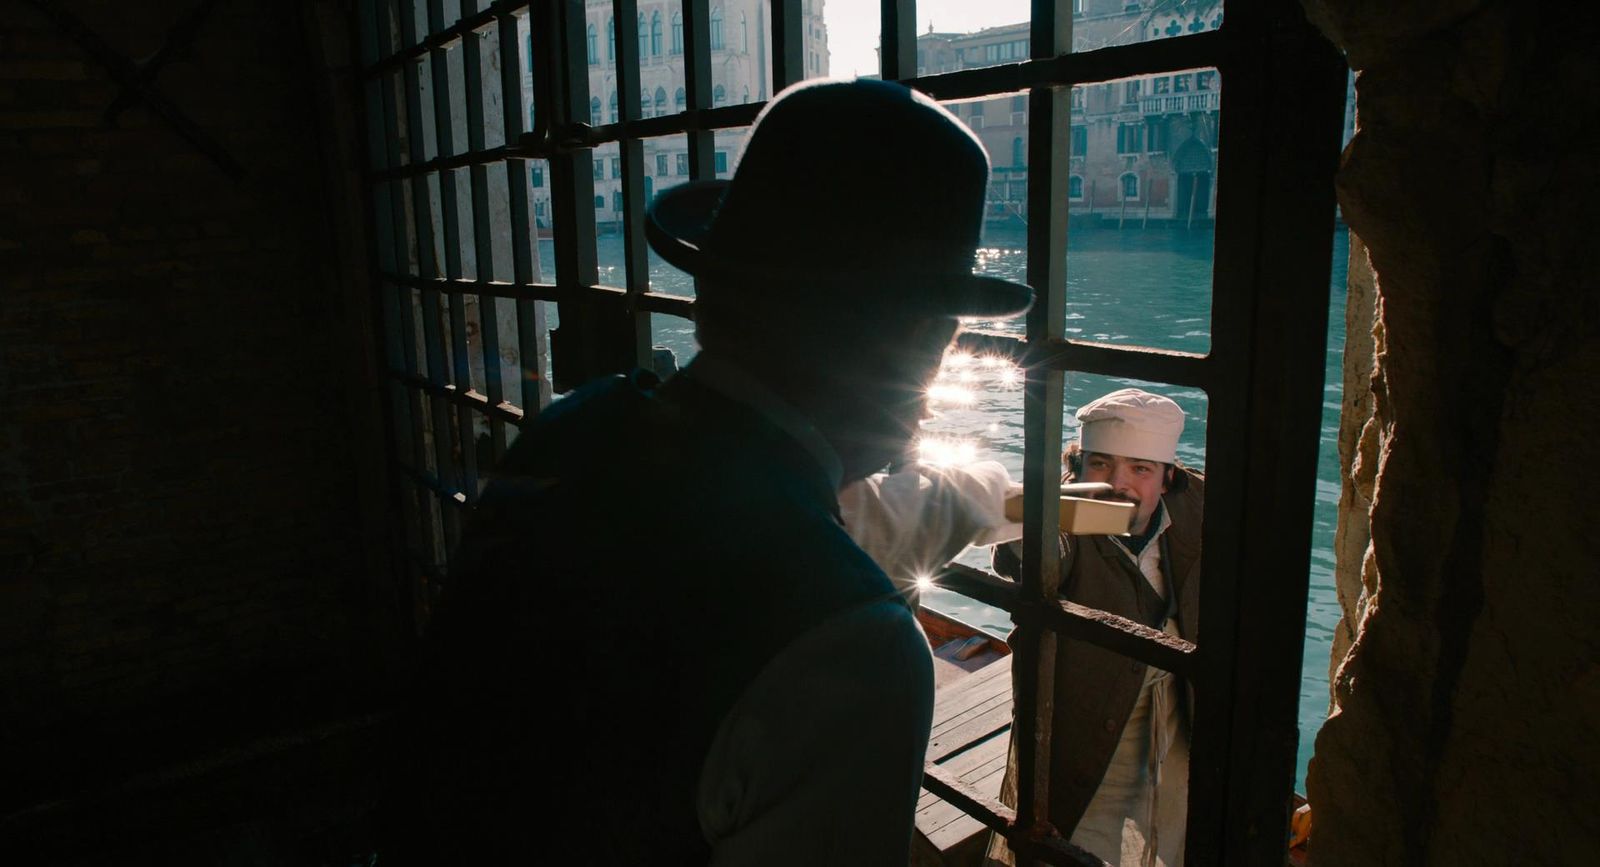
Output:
top-left (1075, 388), bottom-right (1186, 464)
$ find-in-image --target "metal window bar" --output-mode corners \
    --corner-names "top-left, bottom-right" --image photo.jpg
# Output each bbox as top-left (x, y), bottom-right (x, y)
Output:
top-left (458, 1), bottom-right (512, 463)
top-left (425, 1), bottom-right (481, 506)
top-left (494, 7), bottom-right (552, 413)
top-left (355, 0), bottom-right (1348, 863)
top-left (611, 0), bottom-right (652, 369)
top-left (400, 1), bottom-right (465, 551)
top-left (372, 2), bottom-right (444, 618)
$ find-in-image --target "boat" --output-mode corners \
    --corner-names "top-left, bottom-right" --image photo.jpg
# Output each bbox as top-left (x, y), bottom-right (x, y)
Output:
top-left (918, 604), bottom-right (1011, 690)
top-left (911, 605), bottom-right (1313, 866)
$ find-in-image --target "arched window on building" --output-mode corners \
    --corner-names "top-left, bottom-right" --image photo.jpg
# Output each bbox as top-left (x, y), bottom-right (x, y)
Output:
top-left (1011, 136), bottom-right (1025, 168)
top-left (594, 194), bottom-right (604, 209)
top-left (1069, 174), bottom-right (1084, 199)
top-left (609, 91), bottom-right (618, 123)
top-left (1120, 171), bottom-right (1140, 200)
top-left (590, 96), bottom-right (601, 127)
top-left (675, 87), bottom-right (686, 112)
top-left (606, 16), bottom-right (614, 62)
top-left (742, 86), bottom-right (749, 104)
top-left (651, 11), bottom-right (662, 56)
top-left (710, 7), bottom-right (724, 51)
top-left (741, 12), bottom-right (748, 51)
top-left (637, 13), bottom-right (647, 59)
top-left (671, 11), bottom-right (683, 54)
top-left (586, 23), bottom-right (597, 64)
top-left (713, 84), bottom-right (726, 106)
top-left (655, 87), bottom-right (668, 116)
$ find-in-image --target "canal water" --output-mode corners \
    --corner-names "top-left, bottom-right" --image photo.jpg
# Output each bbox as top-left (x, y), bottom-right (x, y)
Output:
top-left (542, 221), bottom-right (1349, 792)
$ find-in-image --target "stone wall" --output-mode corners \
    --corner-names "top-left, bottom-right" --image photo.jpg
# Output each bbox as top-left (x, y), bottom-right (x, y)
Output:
top-left (1326, 233), bottom-right (1379, 687)
top-left (1304, 1), bottom-right (1600, 863)
top-left (0, 0), bottom-right (388, 825)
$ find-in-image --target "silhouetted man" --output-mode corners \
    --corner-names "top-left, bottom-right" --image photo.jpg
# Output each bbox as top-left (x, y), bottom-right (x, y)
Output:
top-left (406, 79), bottom-right (1032, 864)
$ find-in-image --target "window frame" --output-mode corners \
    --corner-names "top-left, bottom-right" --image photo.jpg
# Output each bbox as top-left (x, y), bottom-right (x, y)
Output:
top-left (355, 3), bottom-right (1350, 864)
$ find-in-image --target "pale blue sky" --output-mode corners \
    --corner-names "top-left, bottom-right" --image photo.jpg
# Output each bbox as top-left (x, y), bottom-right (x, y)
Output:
top-left (823, 0), bottom-right (1034, 78)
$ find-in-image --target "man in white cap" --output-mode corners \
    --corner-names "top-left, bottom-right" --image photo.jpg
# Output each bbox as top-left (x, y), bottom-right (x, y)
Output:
top-left (988, 387), bottom-right (1203, 867)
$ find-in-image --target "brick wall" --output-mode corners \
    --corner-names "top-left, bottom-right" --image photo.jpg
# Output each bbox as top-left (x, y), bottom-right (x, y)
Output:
top-left (0, 0), bottom-right (390, 803)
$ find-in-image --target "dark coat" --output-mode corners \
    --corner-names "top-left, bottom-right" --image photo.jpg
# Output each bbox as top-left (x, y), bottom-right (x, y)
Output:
top-left (993, 468), bottom-right (1204, 838)
top-left (393, 368), bottom-right (908, 864)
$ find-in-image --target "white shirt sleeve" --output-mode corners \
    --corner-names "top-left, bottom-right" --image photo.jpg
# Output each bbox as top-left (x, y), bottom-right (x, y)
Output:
top-left (698, 599), bottom-right (935, 866)
top-left (837, 460), bottom-right (1024, 593)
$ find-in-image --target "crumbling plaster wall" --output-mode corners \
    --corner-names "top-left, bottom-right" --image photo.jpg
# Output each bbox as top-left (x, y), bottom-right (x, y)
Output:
top-left (1303, 1), bottom-right (1600, 864)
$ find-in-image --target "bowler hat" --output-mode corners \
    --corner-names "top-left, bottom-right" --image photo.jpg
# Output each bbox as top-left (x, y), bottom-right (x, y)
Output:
top-left (645, 79), bottom-right (1033, 318)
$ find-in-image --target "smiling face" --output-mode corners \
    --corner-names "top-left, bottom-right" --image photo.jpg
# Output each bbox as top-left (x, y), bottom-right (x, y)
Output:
top-left (1080, 451), bottom-right (1171, 535)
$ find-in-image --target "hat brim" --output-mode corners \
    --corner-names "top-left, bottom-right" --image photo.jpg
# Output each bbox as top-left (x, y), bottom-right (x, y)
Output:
top-left (644, 180), bottom-right (1035, 319)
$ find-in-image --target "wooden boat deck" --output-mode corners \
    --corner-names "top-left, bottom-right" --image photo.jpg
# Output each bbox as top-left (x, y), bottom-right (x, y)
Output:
top-left (915, 654), bottom-right (1014, 863)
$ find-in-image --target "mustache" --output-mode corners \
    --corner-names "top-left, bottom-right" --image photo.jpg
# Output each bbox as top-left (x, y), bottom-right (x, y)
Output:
top-left (1093, 491), bottom-right (1141, 505)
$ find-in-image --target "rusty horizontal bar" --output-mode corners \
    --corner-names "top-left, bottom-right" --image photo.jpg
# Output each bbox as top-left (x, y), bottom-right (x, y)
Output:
top-left (381, 271), bottom-right (617, 304)
top-left (931, 564), bottom-right (1196, 676)
top-left (363, 0), bottom-right (531, 78)
top-left (634, 291), bottom-right (694, 319)
top-left (921, 764), bottom-right (1108, 867)
top-left (385, 272), bottom-right (564, 302)
top-left (922, 762), bottom-right (1015, 833)
top-left (366, 144), bottom-right (511, 184)
top-left (907, 28), bottom-right (1226, 101)
top-left (1028, 338), bottom-right (1209, 388)
top-left (955, 331), bottom-right (1207, 387)
top-left (368, 104), bottom-right (763, 186)
top-left (933, 562), bottom-right (1021, 611)
top-left (389, 368), bottom-right (527, 426)
top-left (391, 457), bottom-right (470, 510)
top-left (383, 271), bottom-right (694, 321)
top-left (514, 101), bottom-right (763, 153)
top-left (1043, 599), bottom-right (1197, 677)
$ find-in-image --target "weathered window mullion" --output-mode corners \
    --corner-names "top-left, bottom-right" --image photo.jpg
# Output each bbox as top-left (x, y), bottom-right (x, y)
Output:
top-left (1008, 0), bottom-right (1073, 838)
top-left (375, 2), bottom-right (443, 601)
top-left (460, 0), bottom-right (511, 461)
top-left (610, 0), bottom-right (652, 370)
top-left (681, 0), bottom-right (714, 178)
top-left (497, 8), bottom-right (554, 413)
top-left (427, 0), bottom-right (482, 506)
top-left (400, 0), bottom-right (463, 547)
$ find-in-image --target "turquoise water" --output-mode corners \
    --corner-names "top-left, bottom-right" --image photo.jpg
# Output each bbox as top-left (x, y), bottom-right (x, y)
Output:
top-left (543, 222), bottom-right (1348, 792)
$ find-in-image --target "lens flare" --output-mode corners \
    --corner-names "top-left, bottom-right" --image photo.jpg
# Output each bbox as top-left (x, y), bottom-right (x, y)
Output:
top-left (927, 384), bottom-right (976, 406)
top-left (918, 436), bottom-right (979, 467)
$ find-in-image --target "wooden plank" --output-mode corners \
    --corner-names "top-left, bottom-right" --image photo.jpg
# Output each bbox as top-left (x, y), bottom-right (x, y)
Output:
top-left (928, 702), bottom-right (1013, 765)
top-left (930, 655), bottom-right (1012, 722)
top-left (930, 686), bottom-right (1010, 743)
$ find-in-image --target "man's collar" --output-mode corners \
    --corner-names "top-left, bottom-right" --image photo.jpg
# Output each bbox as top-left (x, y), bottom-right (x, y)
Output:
top-left (1114, 498), bottom-right (1171, 558)
top-left (681, 353), bottom-right (845, 492)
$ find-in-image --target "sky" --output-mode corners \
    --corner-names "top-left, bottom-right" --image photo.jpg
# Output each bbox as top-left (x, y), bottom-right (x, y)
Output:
top-left (823, 0), bottom-right (1035, 79)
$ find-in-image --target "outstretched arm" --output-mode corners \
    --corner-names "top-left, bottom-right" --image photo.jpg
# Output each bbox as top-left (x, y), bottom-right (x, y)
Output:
top-left (838, 460), bottom-right (1023, 593)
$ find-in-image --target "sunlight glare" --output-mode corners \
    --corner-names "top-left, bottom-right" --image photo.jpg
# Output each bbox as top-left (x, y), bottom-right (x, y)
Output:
top-left (918, 436), bottom-right (980, 467)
